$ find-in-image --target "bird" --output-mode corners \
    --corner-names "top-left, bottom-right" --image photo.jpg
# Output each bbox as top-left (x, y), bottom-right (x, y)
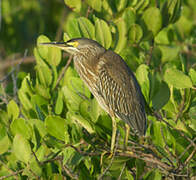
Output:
top-left (41, 38), bottom-right (147, 152)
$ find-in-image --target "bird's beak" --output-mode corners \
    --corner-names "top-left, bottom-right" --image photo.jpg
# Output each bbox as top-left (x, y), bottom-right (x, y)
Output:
top-left (39, 42), bottom-right (79, 53)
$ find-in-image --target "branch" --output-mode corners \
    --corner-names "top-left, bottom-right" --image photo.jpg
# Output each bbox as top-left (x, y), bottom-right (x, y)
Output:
top-left (146, 43), bottom-right (154, 66)
top-left (0, 170), bottom-right (23, 180)
top-left (175, 89), bottom-right (186, 123)
top-left (60, 158), bottom-right (79, 179)
top-left (98, 131), bottom-right (120, 180)
top-left (0, 50), bottom-right (29, 83)
top-left (55, 55), bottom-right (73, 89)
top-left (0, 56), bottom-right (34, 72)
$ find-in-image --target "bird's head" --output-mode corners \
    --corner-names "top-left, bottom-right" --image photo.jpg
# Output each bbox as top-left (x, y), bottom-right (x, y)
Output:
top-left (40, 38), bottom-right (105, 56)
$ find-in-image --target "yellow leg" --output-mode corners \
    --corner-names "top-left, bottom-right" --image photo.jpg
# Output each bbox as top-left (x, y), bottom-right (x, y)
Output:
top-left (124, 124), bottom-right (130, 151)
top-left (111, 117), bottom-right (117, 152)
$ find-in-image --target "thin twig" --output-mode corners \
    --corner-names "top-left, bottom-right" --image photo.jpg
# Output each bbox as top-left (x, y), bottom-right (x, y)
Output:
top-left (118, 163), bottom-right (126, 180)
top-left (175, 89), bottom-right (186, 123)
top-left (86, 6), bottom-right (93, 18)
top-left (11, 71), bottom-right (18, 101)
top-left (98, 131), bottom-right (120, 180)
top-left (118, 151), bottom-right (171, 171)
top-left (0, 56), bottom-right (34, 71)
top-left (0, 50), bottom-right (28, 83)
top-left (146, 44), bottom-right (154, 66)
top-left (179, 137), bottom-right (196, 160)
top-left (41, 155), bottom-right (62, 164)
top-left (60, 158), bottom-right (78, 179)
top-left (0, 94), bottom-right (9, 105)
top-left (160, 126), bottom-right (176, 166)
top-left (185, 147), bottom-right (196, 165)
top-left (154, 111), bottom-right (196, 149)
top-left (0, 169), bottom-right (23, 180)
top-left (31, 150), bottom-right (41, 166)
top-left (55, 55), bottom-right (73, 89)
top-left (64, 144), bottom-right (100, 156)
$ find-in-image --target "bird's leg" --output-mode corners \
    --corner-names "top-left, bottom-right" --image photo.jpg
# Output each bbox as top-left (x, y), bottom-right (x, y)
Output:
top-left (111, 116), bottom-right (117, 153)
top-left (124, 124), bottom-right (130, 151)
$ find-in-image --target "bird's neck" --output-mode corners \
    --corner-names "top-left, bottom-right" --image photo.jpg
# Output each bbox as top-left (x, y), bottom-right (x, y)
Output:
top-left (74, 46), bottom-right (105, 64)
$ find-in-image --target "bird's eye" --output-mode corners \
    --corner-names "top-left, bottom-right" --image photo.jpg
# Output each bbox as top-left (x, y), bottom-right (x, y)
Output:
top-left (67, 41), bottom-right (79, 48)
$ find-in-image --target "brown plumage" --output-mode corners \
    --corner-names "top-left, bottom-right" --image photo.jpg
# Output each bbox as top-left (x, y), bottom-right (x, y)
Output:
top-left (41, 38), bottom-right (147, 136)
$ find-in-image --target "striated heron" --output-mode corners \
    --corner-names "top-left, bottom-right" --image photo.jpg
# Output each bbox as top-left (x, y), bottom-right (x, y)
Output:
top-left (41, 38), bottom-right (147, 151)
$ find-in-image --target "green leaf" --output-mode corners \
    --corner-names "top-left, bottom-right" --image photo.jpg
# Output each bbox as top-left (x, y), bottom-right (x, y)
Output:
top-left (152, 82), bottom-right (170, 110)
top-left (29, 158), bottom-right (42, 176)
top-left (67, 77), bottom-right (91, 99)
top-left (68, 112), bottom-right (94, 134)
top-left (0, 122), bottom-right (6, 140)
top-left (35, 65), bottom-right (52, 87)
top-left (63, 86), bottom-right (82, 111)
top-left (55, 91), bottom-right (64, 115)
top-left (67, 18), bottom-right (81, 38)
top-left (10, 118), bottom-right (32, 139)
top-left (7, 100), bottom-right (19, 120)
top-left (128, 24), bottom-right (143, 43)
top-left (77, 17), bottom-right (95, 39)
top-left (102, 0), bottom-right (113, 16)
top-left (189, 68), bottom-right (196, 85)
top-left (95, 115), bottom-right (112, 138)
top-left (64, 0), bottom-right (81, 12)
top-left (61, 67), bottom-right (78, 86)
top-left (155, 27), bottom-right (171, 45)
top-left (31, 94), bottom-right (48, 117)
top-left (161, 0), bottom-right (182, 26)
top-left (18, 90), bottom-right (32, 111)
top-left (79, 100), bottom-right (91, 120)
top-left (37, 35), bottom-right (61, 66)
top-left (0, 110), bottom-right (9, 125)
top-left (134, 0), bottom-right (150, 14)
top-left (18, 75), bottom-right (34, 110)
top-left (164, 68), bottom-right (193, 88)
top-left (28, 119), bottom-right (47, 138)
top-left (152, 121), bottom-right (164, 147)
top-left (35, 105), bottom-right (45, 121)
top-left (86, 0), bottom-right (102, 12)
top-left (136, 64), bottom-right (150, 102)
top-left (34, 47), bottom-right (47, 67)
top-left (122, 7), bottom-right (136, 30)
top-left (63, 32), bottom-right (71, 42)
top-left (175, 15), bottom-right (193, 37)
top-left (0, 135), bottom-right (10, 155)
top-left (115, 0), bottom-right (128, 11)
top-left (115, 0), bottom-right (128, 12)
top-left (90, 98), bottom-right (104, 122)
top-left (36, 35), bottom-right (51, 60)
top-left (189, 106), bottom-right (196, 120)
top-left (143, 169), bottom-right (162, 180)
top-left (114, 19), bottom-right (127, 53)
top-left (35, 84), bottom-right (51, 99)
top-left (63, 77), bottom-right (91, 111)
top-left (47, 46), bottom-right (62, 66)
top-left (45, 116), bottom-right (68, 141)
top-left (13, 134), bottom-right (31, 163)
top-left (95, 18), bottom-right (112, 49)
top-left (142, 7), bottom-right (162, 36)
top-left (136, 159), bottom-right (145, 179)
top-left (159, 45), bottom-right (180, 62)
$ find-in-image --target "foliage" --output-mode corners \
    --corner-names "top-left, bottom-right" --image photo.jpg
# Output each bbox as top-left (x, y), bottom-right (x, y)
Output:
top-left (0, 0), bottom-right (196, 179)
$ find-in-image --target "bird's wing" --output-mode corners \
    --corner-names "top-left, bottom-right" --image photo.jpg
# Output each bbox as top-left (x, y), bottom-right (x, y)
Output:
top-left (97, 50), bottom-right (146, 135)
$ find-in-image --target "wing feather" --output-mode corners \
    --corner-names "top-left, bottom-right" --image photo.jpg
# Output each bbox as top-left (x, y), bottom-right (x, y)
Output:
top-left (96, 50), bottom-right (146, 135)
